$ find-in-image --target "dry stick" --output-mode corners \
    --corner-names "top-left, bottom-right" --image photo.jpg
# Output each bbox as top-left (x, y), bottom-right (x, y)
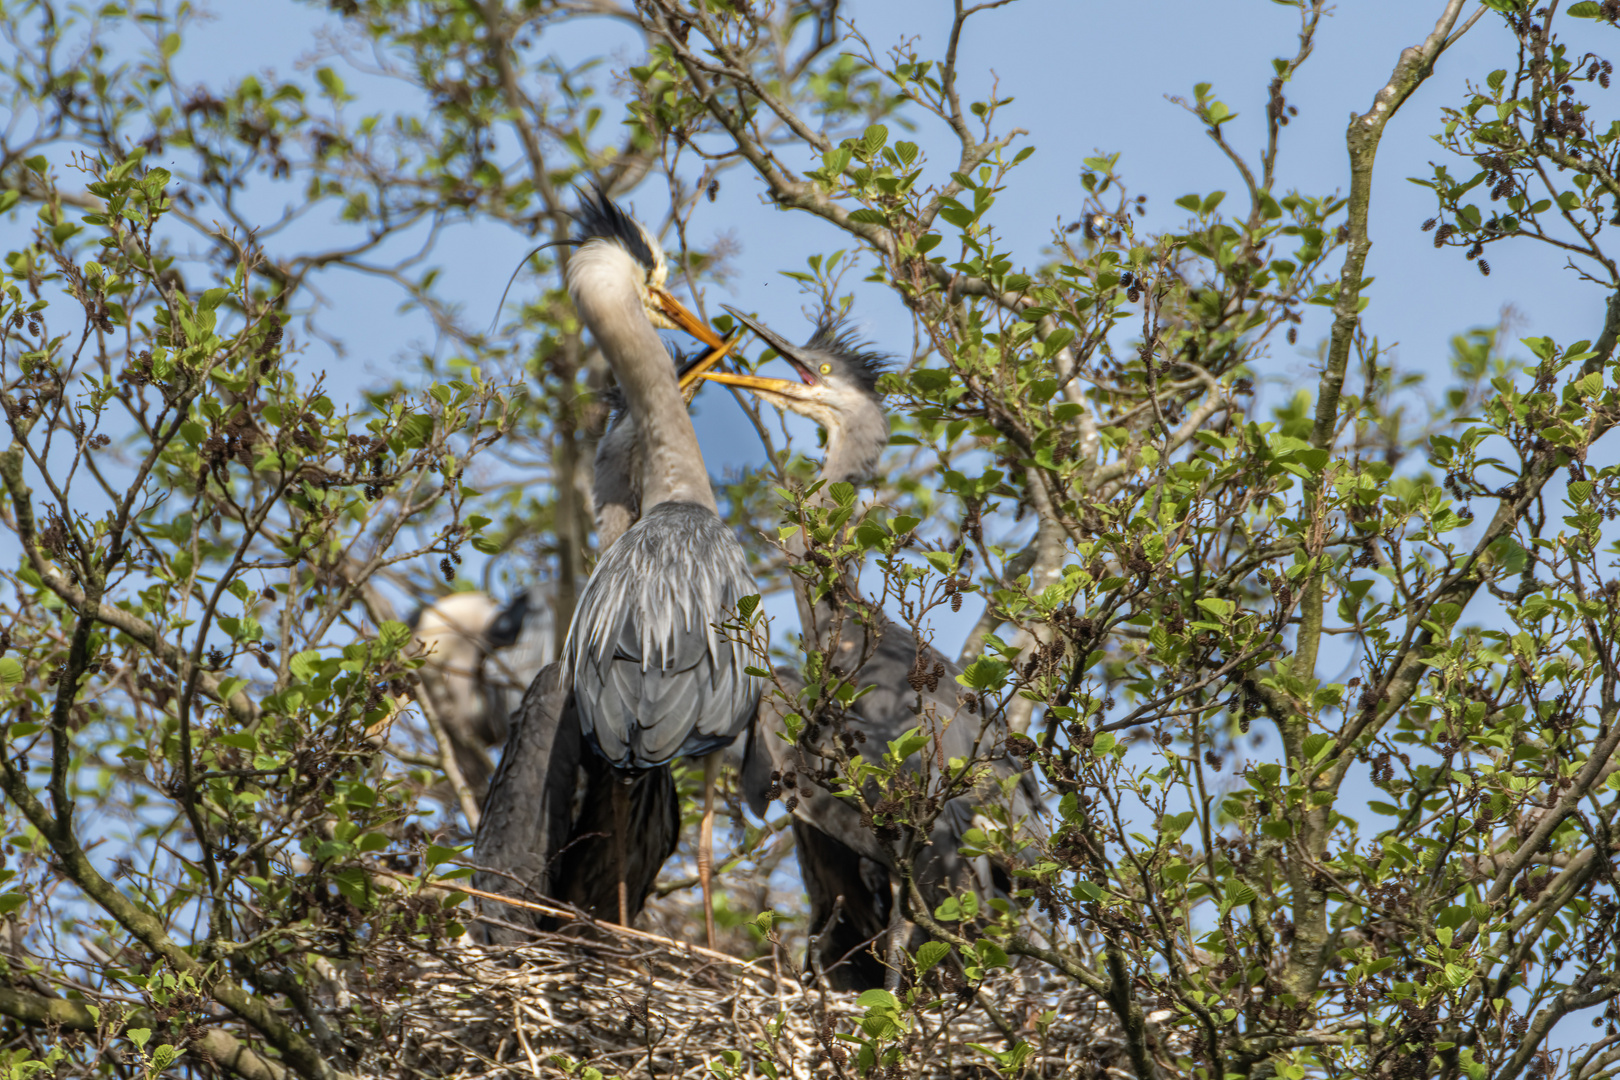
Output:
top-left (387, 870), bottom-right (765, 971)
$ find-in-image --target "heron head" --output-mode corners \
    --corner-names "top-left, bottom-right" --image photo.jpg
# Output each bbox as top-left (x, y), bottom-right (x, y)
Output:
top-left (697, 306), bottom-right (889, 429)
top-left (693, 307), bottom-right (891, 481)
top-left (569, 187), bottom-right (726, 349)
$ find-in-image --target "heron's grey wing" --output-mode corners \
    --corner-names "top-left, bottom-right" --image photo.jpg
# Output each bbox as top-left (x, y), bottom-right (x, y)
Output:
top-left (566, 502), bottom-right (763, 768)
top-left (744, 672), bottom-right (894, 991)
top-left (746, 674), bottom-right (889, 866)
top-left (554, 760), bottom-right (679, 923)
top-left (794, 819), bottom-right (893, 991)
top-left (740, 668), bottom-right (803, 816)
top-left (802, 610), bottom-right (1047, 905)
top-left (472, 661), bottom-right (580, 942)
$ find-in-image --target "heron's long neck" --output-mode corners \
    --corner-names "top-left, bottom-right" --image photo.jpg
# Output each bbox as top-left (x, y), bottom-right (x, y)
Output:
top-left (570, 253), bottom-right (716, 515)
top-left (790, 400), bottom-right (889, 652)
top-left (593, 415), bottom-right (639, 551)
top-left (817, 403), bottom-right (887, 496)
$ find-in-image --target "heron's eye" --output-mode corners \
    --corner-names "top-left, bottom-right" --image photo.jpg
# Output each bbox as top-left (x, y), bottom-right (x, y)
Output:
top-left (819, 363), bottom-right (832, 375)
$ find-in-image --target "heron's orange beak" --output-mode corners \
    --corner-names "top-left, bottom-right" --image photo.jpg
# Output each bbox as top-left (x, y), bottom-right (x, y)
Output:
top-left (678, 332), bottom-right (744, 402)
top-left (651, 286), bottom-right (726, 350)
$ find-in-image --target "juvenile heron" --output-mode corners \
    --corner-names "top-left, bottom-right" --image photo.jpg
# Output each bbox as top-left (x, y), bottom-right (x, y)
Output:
top-left (409, 591), bottom-right (551, 802)
top-left (474, 190), bottom-right (756, 948)
top-left (701, 308), bottom-right (1042, 988)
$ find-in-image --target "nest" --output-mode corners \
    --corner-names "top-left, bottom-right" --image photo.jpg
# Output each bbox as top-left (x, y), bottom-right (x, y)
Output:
top-left (352, 924), bottom-right (1154, 1080)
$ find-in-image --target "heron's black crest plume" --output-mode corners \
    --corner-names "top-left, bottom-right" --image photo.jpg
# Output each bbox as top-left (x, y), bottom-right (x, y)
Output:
top-left (487, 185), bottom-right (656, 336)
top-left (488, 238), bottom-right (578, 336)
top-left (807, 316), bottom-right (889, 393)
top-left (572, 185), bottom-right (659, 276)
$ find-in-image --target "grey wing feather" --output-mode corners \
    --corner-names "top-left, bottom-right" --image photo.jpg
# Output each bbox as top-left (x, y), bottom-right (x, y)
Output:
top-left (471, 661), bottom-right (580, 943)
top-left (471, 659), bottom-right (680, 936)
top-left (764, 608), bottom-right (1047, 913)
top-left (743, 671), bottom-right (896, 990)
top-left (564, 502), bottom-right (763, 768)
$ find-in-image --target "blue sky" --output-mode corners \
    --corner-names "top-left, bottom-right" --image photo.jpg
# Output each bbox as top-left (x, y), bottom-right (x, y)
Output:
top-left (164, 1), bottom-right (1613, 482)
top-left (11, 1), bottom-right (1611, 658)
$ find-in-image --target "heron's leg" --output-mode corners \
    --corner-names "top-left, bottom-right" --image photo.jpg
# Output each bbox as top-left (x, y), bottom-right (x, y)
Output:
top-left (611, 777), bottom-right (629, 927)
top-left (698, 750), bottom-right (720, 949)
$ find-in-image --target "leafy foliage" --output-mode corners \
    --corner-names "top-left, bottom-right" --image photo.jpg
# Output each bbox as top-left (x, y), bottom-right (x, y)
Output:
top-left (3, 2), bottom-right (1620, 1079)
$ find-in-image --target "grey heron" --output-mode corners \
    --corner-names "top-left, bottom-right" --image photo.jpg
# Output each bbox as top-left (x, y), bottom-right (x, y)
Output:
top-left (409, 591), bottom-right (551, 802)
top-left (473, 351), bottom-right (736, 941)
top-left (474, 189), bottom-right (758, 948)
top-left (700, 308), bottom-right (1042, 988)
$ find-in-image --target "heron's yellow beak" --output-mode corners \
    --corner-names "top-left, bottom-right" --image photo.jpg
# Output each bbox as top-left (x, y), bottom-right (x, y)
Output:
top-left (678, 332), bottom-right (744, 402)
top-left (651, 286), bottom-right (725, 350)
top-left (693, 369), bottom-right (828, 408)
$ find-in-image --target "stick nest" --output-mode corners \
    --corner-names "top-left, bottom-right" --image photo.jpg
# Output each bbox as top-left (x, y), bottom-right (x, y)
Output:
top-left (355, 930), bottom-right (1158, 1080)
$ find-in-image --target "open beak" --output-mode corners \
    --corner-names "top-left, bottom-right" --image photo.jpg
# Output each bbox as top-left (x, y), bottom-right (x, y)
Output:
top-left (651, 286), bottom-right (727, 351)
top-left (678, 332), bottom-right (743, 402)
top-left (701, 305), bottom-right (833, 411)
top-left (692, 368), bottom-right (825, 408)
top-left (719, 304), bottom-right (804, 361)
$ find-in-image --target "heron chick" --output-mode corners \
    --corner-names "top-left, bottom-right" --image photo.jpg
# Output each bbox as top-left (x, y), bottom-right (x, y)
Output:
top-left (702, 307), bottom-right (1044, 989)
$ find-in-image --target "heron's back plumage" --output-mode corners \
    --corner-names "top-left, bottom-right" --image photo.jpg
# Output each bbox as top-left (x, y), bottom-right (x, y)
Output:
top-left (566, 501), bottom-right (763, 769)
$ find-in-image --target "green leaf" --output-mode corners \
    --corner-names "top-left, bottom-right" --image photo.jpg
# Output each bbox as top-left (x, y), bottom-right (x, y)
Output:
top-left (0, 658), bottom-right (23, 686)
top-left (395, 413), bottom-right (433, 450)
top-left (890, 730), bottom-right (930, 762)
top-left (425, 844), bottom-right (466, 868)
top-left (1195, 597), bottom-right (1234, 619)
top-left (1568, 1), bottom-right (1604, 15)
top-left (857, 988), bottom-right (899, 1010)
top-left (378, 620), bottom-right (413, 653)
top-left (957, 656), bottom-right (1008, 691)
top-left (914, 941), bottom-right (952, 973)
top-left (289, 650), bottom-right (324, 683)
top-left (1222, 877), bottom-right (1258, 912)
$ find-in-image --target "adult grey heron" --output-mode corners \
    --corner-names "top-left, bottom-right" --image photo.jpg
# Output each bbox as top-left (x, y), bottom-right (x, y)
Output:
top-left (699, 308), bottom-right (1042, 988)
top-left (474, 189), bottom-right (758, 948)
top-left (473, 350), bottom-right (736, 941)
